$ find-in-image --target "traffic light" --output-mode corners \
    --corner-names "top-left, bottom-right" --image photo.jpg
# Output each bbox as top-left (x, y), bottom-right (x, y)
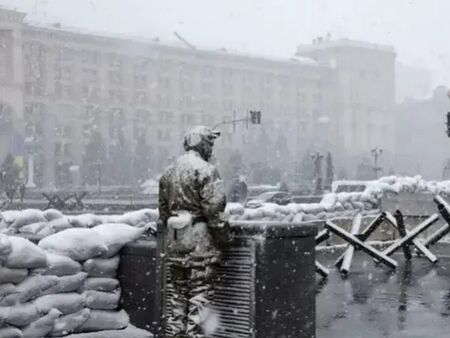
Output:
top-left (447, 112), bottom-right (450, 137)
top-left (249, 110), bottom-right (262, 125)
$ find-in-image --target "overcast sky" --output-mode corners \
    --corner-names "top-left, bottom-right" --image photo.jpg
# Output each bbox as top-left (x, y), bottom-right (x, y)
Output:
top-left (2, 0), bottom-right (449, 87)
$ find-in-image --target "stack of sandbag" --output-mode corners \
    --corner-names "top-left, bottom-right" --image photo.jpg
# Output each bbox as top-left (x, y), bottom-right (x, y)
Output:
top-left (0, 234), bottom-right (59, 337)
top-left (0, 223), bottom-right (153, 338)
top-left (36, 223), bottom-right (152, 337)
top-left (0, 209), bottom-right (74, 237)
top-left (0, 208), bottom-right (157, 239)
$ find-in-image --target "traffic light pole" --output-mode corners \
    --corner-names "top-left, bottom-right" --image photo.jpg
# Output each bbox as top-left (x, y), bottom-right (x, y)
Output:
top-left (212, 117), bottom-right (250, 130)
top-left (212, 110), bottom-right (261, 130)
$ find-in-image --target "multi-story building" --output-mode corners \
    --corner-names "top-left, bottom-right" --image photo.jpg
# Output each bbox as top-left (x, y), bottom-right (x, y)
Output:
top-left (0, 8), bottom-right (398, 188)
top-left (395, 86), bottom-right (450, 179)
top-left (0, 7), bottom-right (323, 188)
top-left (297, 38), bottom-right (397, 177)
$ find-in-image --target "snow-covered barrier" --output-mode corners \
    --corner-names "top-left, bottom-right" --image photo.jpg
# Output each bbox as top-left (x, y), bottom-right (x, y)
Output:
top-left (0, 224), bottom-right (153, 337)
top-left (227, 175), bottom-right (450, 222)
top-left (1, 176), bottom-right (447, 236)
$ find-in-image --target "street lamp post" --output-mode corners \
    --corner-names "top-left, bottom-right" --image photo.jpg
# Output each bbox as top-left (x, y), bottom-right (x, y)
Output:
top-left (24, 137), bottom-right (37, 189)
top-left (445, 90), bottom-right (450, 137)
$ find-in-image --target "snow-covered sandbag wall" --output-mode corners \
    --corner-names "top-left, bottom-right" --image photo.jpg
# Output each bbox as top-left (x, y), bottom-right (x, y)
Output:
top-left (0, 208), bottom-right (158, 237)
top-left (0, 217), bottom-right (154, 337)
top-left (226, 175), bottom-right (450, 222)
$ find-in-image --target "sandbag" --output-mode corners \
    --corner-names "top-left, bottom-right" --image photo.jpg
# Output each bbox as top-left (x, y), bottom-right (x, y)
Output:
top-left (0, 233), bottom-right (12, 260)
top-left (0, 219), bottom-right (7, 233)
top-left (75, 309), bottom-right (129, 332)
top-left (0, 275), bottom-right (59, 305)
top-left (22, 308), bottom-right (62, 338)
top-left (42, 272), bottom-right (87, 295)
top-left (112, 209), bottom-right (157, 226)
top-left (1, 211), bottom-right (21, 225)
top-left (37, 218), bottom-right (73, 237)
top-left (0, 327), bottom-right (23, 338)
top-left (0, 267), bottom-right (28, 284)
top-left (4, 236), bottom-right (48, 269)
top-left (83, 256), bottom-right (120, 278)
top-left (35, 293), bottom-right (84, 315)
top-left (68, 214), bottom-right (102, 228)
top-left (33, 253), bottom-right (82, 276)
top-left (18, 222), bottom-right (47, 235)
top-left (49, 308), bottom-right (91, 337)
top-left (83, 289), bottom-right (121, 310)
top-left (0, 302), bottom-right (40, 327)
top-left (10, 209), bottom-right (46, 231)
top-left (62, 325), bottom-right (153, 338)
top-left (38, 228), bottom-right (107, 261)
top-left (93, 223), bottom-right (146, 257)
top-left (43, 209), bottom-right (64, 221)
top-left (80, 278), bottom-right (119, 292)
top-left (0, 283), bottom-right (18, 301)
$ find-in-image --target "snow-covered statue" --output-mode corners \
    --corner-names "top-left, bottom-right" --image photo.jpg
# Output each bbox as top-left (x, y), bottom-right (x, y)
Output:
top-left (159, 125), bottom-right (232, 337)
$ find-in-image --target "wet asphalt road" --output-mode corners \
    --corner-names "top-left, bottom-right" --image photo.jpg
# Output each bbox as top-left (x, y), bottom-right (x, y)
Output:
top-left (316, 244), bottom-right (450, 338)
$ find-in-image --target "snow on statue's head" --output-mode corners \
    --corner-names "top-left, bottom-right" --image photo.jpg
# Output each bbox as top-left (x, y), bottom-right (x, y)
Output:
top-left (183, 126), bottom-right (220, 161)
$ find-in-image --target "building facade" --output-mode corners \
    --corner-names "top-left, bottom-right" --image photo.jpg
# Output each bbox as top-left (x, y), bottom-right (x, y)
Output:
top-left (0, 8), bottom-right (397, 188)
top-left (297, 39), bottom-right (397, 178)
top-left (395, 86), bottom-right (450, 179)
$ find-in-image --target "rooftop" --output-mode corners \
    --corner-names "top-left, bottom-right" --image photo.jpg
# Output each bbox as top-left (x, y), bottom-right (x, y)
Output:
top-left (0, 6), bottom-right (318, 69)
top-left (297, 38), bottom-right (396, 55)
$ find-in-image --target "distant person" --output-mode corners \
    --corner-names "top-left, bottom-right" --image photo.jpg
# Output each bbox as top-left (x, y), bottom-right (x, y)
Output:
top-left (159, 126), bottom-right (232, 338)
top-left (279, 181), bottom-right (289, 192)
top-left (228, 175), bottom-right (248, 204)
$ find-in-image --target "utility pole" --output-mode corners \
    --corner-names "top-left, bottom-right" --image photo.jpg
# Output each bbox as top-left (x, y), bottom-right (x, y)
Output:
top-left (371, 147), bottom-right (383, 179)
top-left (96, 160), bottom-right (102, 193)
top-left (445, 89), bottom-right (450, 137)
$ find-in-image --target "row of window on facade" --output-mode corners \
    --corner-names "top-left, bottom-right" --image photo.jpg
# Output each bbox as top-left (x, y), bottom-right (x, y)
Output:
top-left (22, 43), bottom-right (316, 89)
top-left (25, 83), bottom-right (315, 116)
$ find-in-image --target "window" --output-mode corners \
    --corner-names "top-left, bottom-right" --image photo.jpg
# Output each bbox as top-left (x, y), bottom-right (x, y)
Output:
top-left (55, 67), bottom-right (71, 81)
top-left (134, 91), bottom-right (147, 104)
top-left (158, 111), bottom-right (173, 124)
top-left (57, 48), bottom-right (73, 62)
top-left (134, 74), bottom-right (147, 88)
top-left (108, 71), bottom-right (122, 85)
top-left (25, 82), bottom-right (44, 97)
top-left (63, 143), bottom-right (71, 157)
top-left (109, 89), bottom-right (124, 102)
top-left (83, 68), bottom-right (98, 82)
top-left (54, 143), bottom-right (62, 157)
top-left (108, 53), bottom-right (122, 67)
top-left (81, 50), bottom-right (98, 64)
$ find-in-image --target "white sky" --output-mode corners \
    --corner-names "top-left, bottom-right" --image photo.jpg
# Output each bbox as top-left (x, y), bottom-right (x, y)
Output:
top-left (1, 0), bottom-right (450, 86)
